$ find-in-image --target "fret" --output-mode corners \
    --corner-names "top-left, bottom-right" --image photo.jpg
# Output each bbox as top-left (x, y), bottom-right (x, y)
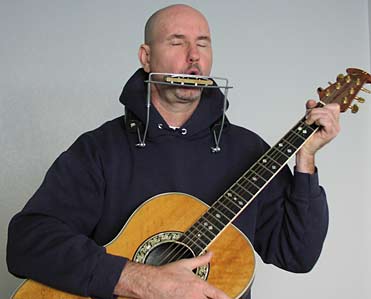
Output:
top-left (182, 228), bottom-right (209, 248)
top-left (234, 181), bottom-right (254, 196)
top-left (297, 119), bottom-right (316, 133)
top-left (198, 219), bottom-right (218, 238)
top-left (288, 128), bottom-right (307, 141)
top-left (237, 177), bottom-right (260, 194)
top-left (240, 173), bottom-right (265, 189)
top-left (250, 169), bottom-right (268, 183)
top-left (282, 137), bottom-right (300, 150)
top-left (255, 160), bottom-right (275, 174)
top-left (189, 221), bottom-right (216, 242)
top-left (250, 163), bottom-right (273, 181)
top-left (268, 148), bottom-right (289, 165)
top-left (227, 189), bottom-right (249, 212)
top-left (278, 138), bottom-right (302, 157)
top-left (211, 203), bottom-right (235, 220)
top-left (208, 206), bottom-right (231, 224)
top-left (200, 213), bottom-right (225, 231)
top-left (257, 153), bottom-right (284, 173)
top-left (214, 200), bottom-right (238, 216)
top-left (221, 194), bottom-right (243, 212)
top-left (229, 188), bottom-right (248, 203)
top-left (184, 235), bottom-right (207, 252)
top-left (181, 114), bottom-right (321, 254)
top-left (287, 135), bottom-right (304, 150)
top-left (270, 143), bottom-right (291, 159)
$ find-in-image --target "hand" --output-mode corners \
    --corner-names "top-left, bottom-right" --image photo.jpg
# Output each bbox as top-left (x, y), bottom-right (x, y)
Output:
top-left (114, 251), bottom-right (231, 299)
top-left (296, 99), bottom-right (340, 173)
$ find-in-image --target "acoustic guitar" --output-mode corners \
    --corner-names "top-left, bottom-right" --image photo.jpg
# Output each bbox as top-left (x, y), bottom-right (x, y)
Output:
top-left (11, 68), bottom-right (371, 299)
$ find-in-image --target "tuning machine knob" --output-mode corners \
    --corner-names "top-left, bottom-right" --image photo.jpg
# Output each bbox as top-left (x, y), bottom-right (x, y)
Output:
top-left (355, 96), bottom-right (366, 103)
top-left (349, 104), bottom-right (359, 113)
top-left (336, 74), bottom-right (344, 81)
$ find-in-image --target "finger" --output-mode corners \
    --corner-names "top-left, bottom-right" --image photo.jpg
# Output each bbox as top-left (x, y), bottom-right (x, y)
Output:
top-left (305, 109), bottom-right (340, 138)
top-left (305, 104), bottom-right (339, 126)
top-left (203, 285), bottom-right (231, 299)
top-left (306, 110), bottom-right (336, 128)
top-left (180, 251), bottom-right (213, 270)
top-left (305, 99), bottom-right (317, 109)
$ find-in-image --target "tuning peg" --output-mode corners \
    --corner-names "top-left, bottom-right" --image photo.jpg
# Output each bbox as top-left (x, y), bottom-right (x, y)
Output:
top-left (355, 96), bottom-right (366, 103)
top-left (328, 81), bottom-right (333, 85)
top-left (335, 82), bottom-right (341, 90)
top-left (349, 104), bottom-right (359, 113)
top-left (336, 74), bottom-right (344, 81)
top-left (361, 87), bottom-right (371, 94)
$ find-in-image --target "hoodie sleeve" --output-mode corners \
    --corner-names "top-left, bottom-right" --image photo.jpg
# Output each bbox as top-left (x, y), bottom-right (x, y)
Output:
top-left (7, 133), bottom-right (127, 299)
top-left (253, 165), bottom-right (329, 273)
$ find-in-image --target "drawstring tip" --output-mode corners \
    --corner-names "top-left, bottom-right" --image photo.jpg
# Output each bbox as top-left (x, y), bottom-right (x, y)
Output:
top-left (211, 146), bottom-right (221, 153)
top-left (136, 142), bottom-right (146, 148)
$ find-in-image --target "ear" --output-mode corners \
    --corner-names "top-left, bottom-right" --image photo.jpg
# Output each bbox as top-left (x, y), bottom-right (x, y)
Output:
top-left (138, 44), bottom-right (151, 73)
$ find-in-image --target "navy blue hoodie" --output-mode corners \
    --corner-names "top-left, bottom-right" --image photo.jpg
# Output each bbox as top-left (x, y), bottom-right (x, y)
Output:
top-left (7, 69), bottom-right (328, 299)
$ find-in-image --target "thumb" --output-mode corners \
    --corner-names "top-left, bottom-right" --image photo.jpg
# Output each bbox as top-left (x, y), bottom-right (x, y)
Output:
top-left (181, 251), bottom-right (213, 270)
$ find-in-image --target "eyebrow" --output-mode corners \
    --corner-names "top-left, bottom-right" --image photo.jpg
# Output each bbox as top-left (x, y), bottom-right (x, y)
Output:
top-left (166, 34), bottom-right (211, 42)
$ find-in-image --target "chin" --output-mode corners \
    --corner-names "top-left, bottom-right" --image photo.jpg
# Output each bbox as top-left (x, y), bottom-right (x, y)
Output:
top-left (175, 88), bottom-right (202, 102)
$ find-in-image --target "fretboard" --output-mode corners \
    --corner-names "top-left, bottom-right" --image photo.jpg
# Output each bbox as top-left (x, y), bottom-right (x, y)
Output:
top-left (181, 115), bottom-right (320, 256)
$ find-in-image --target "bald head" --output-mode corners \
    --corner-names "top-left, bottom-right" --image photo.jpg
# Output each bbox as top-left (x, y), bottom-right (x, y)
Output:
top-left (144, 4), bottom-right (210, 45)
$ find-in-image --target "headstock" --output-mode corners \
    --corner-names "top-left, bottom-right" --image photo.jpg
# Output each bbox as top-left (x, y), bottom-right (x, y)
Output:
top-left (317, 68), bottom-right (371, 113)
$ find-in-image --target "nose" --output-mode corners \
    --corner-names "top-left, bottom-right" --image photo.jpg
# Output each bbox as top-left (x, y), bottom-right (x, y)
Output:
top-left (187, 43), bottom-right (200, 63)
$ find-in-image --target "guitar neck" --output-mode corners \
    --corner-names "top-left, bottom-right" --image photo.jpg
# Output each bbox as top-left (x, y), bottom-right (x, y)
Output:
top-left (181, 114), bottom-right (320, 256)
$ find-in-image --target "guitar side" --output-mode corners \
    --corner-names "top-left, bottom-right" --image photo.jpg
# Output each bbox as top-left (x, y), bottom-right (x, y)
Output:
top-left (12, 193), bottom-right (255, 299)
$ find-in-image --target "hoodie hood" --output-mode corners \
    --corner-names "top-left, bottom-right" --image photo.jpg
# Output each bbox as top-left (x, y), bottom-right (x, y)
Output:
top-left (119, 68), bottom-right (228, 140)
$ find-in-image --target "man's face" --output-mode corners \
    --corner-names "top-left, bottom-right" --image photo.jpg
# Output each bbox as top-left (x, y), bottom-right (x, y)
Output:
top-left (145, 8), bottom-right (213, 102)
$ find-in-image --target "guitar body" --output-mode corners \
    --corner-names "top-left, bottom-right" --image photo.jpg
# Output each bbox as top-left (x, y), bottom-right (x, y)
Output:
top-left (12, 193), bottom-right (255, 299)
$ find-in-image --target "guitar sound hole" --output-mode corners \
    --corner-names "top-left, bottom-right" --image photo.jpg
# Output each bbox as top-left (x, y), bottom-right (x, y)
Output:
top-left (144, 241), bottom-right (195, 266)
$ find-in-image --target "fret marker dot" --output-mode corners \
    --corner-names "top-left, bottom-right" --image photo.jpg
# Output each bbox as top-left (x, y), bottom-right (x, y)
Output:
top-left (262, 159), bottom-right (267, 163)
top-left (197, 233), bottom-right (201, 237)
top-left (279, 143), bottom-right (283, 147)
top-left (287, 148), bottom-right (292, 153)
top-left (204, 222), bottom-right (208, 226)
top-left (302, 130), bottom-right (307, 134)
top-left (227, 193), bottom-right (232, 197)
top-left (233, 197), bottom-right (237, 201)
top-left (252, 177), bottom-right (257, 181)
top-left (298, 126), bottom-right (303, 131)
top-left (238, 201), bottom-right (243, 205)
top-left (272, 165), bottom-right (277, 170)
top-left (208, 226), bottom-right (213, 230)
top-left (216, 213), bottom-right (221, 218)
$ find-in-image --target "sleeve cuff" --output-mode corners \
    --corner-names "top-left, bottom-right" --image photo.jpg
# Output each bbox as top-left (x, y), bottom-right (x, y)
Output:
top-left (88, 251), bottom-right (128, 299)
top-left (292, 167), bottom-right (321, 198)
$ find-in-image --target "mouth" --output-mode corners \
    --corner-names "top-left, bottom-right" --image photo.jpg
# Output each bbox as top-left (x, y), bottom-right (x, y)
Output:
top-left (185, 67), bottom-right (201, 76)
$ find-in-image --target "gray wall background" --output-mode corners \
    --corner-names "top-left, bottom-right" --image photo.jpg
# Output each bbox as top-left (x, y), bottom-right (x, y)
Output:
top-left (1, 0), bottom-right (370, 298)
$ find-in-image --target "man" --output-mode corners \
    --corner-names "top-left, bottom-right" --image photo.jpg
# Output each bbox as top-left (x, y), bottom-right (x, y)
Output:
top-left (7, 4), bottom-right (340, 299)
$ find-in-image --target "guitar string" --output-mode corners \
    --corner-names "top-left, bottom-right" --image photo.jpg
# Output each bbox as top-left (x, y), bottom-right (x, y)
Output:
top-left (155, 120), bottom-right (315, 266)
top-left (153, 118), bottom-right (315, 266)
top-left (153, 118), bottom-right (317, 266)
top-left (154, 80), bottom-right (359, 264)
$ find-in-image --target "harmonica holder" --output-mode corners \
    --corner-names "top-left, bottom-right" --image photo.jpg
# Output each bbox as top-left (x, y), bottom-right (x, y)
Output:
top-left (137, 72), bottom-right (232, 152)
